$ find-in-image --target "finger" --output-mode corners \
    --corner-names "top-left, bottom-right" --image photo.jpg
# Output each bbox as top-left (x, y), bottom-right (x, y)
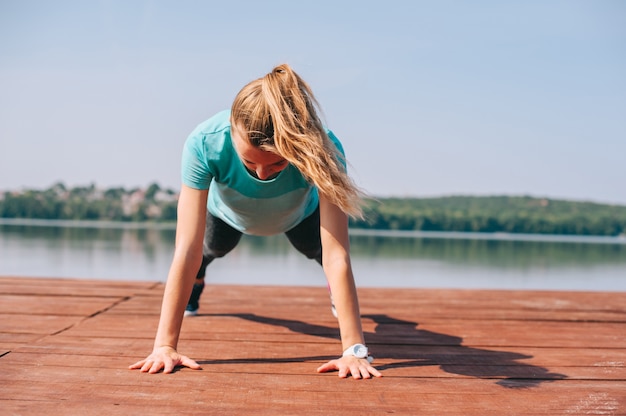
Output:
top-left (148, 361), bottom-right (165, 374)
top-left (368, 365), bottom-right (383, 378)
top-left (140, 360), bottom-right (154, 372)
top-left (338, 365), bottom-right (350, 378)
top-left (359, 365), bottom-right (372, 379)
top-left (180, 356), bottom-right (202, 370)
top-left (129, 360), bottom-right (146, 370)
top-left (162, 358), bottom-right (176, 374)
top-left (350, 364), bottom-right (362, 379)
top-left (316, 361), bottom-right (337, 373)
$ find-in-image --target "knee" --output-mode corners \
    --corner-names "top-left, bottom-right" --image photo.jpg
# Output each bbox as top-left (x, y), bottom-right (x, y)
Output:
top-left (204, 241), bottom-right (237, 259)
top-left (302, 247), bottom-right (322, 264)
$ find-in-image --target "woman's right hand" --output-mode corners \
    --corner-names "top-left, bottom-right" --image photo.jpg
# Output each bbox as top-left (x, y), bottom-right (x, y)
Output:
top-left (129, 346), bottom-right (201, 374)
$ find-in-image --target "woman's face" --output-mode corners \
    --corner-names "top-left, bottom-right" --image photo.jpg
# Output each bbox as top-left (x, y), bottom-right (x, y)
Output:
top-left (231, 125), bottom-right (288, 181)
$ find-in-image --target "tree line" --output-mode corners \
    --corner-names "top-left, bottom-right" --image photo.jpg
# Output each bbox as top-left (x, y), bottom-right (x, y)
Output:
top-left (2, 184), bottom-right (626, 236)
top-left (0, 182), bottom-right (177, 222)
top-left (351, 195), bottom-right (626, 237)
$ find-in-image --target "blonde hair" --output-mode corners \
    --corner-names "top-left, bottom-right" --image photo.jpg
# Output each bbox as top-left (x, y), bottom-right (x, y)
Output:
top-left (231, 64), bottom-right (364, 218)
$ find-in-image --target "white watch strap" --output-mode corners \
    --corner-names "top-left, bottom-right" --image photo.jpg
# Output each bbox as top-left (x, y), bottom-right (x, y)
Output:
top-left (342, 343), bottom-right (374, 363)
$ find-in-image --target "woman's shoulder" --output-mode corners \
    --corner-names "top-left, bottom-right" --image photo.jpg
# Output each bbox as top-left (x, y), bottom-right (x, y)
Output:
top-left (189, 110), bottom-right (232, 138)
top-left (325, 129), bottom-right (345, 156)
top-left (181, 110), bottom-right (234, 187)
top-left (186, 110), bottom-right (232, 154)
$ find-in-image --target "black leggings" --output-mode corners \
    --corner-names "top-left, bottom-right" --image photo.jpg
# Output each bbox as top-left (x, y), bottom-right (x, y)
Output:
top-left (195, 206), bottom-right (322, 279)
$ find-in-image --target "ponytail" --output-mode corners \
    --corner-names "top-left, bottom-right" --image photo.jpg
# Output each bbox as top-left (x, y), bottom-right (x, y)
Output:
top-left (231, 64), bottom-right (364, 218)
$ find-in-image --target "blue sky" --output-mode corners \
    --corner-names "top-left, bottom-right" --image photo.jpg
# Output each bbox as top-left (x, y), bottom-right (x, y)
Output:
top-left (1, 0), bottom-right (625, 204)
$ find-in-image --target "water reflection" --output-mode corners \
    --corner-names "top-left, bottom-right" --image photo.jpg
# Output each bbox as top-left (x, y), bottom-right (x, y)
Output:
top-left (1, 223), bottom-right (625, 290)
top-left (0, 224), bottom-right (176, 281)
top-left (349, 235), bottom-right (626, 269)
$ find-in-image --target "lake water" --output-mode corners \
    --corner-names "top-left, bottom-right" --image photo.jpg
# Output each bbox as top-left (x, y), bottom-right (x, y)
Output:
top-left (1, 219), bottom-right (625, 291)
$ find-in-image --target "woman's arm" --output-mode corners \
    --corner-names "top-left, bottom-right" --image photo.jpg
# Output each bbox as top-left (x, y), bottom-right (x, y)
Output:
top-left (129, 184), bottom-right (208, 374)
top-left (316, 195), bottom-right (382, 379)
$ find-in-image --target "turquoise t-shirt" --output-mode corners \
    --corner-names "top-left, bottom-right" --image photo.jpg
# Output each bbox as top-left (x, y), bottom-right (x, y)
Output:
top-left (181, 110), bottom-right (345, 236)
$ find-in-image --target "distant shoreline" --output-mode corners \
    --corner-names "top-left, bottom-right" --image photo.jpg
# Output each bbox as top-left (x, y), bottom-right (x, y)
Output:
top-left (2, 217), bottom-right (625, 245)
top-left (348, 228), bottom-right (626, 245)
top-left (0, 217), bottom-right (176, 229)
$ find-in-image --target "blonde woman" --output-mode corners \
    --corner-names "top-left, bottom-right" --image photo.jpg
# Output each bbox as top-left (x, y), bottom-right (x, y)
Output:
top-left (130, 64), bottom-right (381, 379)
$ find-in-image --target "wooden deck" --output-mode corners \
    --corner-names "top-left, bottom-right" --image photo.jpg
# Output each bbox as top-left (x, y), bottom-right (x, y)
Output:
top-left (0, 276), bottom-right (625, 415)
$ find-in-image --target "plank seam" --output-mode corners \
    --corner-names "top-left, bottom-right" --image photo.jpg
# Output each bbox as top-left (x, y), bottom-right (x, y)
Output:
top-left (48, 296), bottom-right (133, 336)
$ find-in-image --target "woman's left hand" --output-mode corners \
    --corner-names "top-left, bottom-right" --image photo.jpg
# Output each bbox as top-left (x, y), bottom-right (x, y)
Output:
top-left (317, 355), bottom-right (382, 379)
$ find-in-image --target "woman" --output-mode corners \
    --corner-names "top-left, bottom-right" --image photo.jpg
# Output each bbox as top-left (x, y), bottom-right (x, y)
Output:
top-left (130, 64), bottom-right (381, 379)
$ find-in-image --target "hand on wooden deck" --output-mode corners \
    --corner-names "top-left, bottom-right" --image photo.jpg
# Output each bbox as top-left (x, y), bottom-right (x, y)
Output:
top-left (129, 346), bottom-right (202, 374)
top-left (316, 355), bottom-right (382, 379)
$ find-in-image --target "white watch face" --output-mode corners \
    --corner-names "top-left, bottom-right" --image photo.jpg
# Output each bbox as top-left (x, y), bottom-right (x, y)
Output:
top-left (353, 344), bottom-right (368, 358)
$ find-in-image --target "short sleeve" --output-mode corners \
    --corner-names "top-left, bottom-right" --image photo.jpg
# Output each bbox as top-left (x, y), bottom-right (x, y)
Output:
top-left (181, 134), bottom-right (213, 189)
top-left (327, 129), bottom-right (347, 171)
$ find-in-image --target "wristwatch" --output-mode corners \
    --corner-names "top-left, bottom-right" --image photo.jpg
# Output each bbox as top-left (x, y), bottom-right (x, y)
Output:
top-left (343, 343), bottom-right (373, 363)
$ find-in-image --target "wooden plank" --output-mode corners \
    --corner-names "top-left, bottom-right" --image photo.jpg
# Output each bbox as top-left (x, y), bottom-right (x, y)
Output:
top-left (0, 294), bottom-right (125, 315)
top-left (0, 314), bottom-right (83, 335)
top-left (1, 376), bottom-right (624, 415)
top-left (4, 335), bottom-right (623, 389)
top-left (0, 333), bottom-right (41, 345)
top-left (3, 345), bottom-right (625, 381)
top-left (0, 276), bottom-right (160, 297)
top-left (53, 308), bottom-right (626, 349)
top-left (5, 343), bottom-right (626, 372)
top-left (0, 333), bottom-right (42, 353)
top-left (109, 284), bottom-right (626, 322)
